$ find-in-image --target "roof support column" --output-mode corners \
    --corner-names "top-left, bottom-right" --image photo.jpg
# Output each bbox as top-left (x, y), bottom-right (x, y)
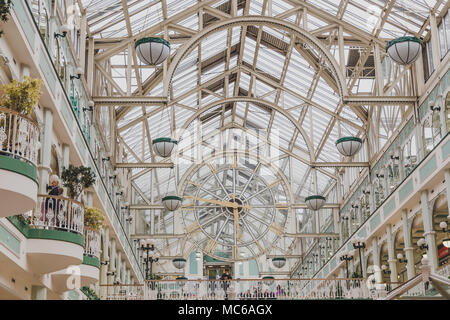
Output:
top-left (402, 209), bottom-right (416, 280)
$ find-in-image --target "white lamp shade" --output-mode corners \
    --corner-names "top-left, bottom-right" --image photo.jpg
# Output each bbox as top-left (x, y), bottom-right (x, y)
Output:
top-left (262, 276), bottom-right (274, 285)
top-left (386, 36), bottom-right (422, 65)
top-left (162, 196), bottom-right (182, 211)
top-left (152, 138), bottom-right (178, 158)
top-left (397, 253), bottom-right (403, 260)
top-left (176, 277), bottom-right (187, 287)
top-left (335, 137), bottom-right (363, 157)
top-left (417, 238), bottom-right (425, 246)
top-left (272, 257), bottom-right (286, 269)
top-left (135, 37), bottom-right (170, 65)
top-left (139, 239), bottom-right (146, 247)
top-left (439, 221), bottom-right (448, 229)
top-left (443, 239), bottom-right (450, 248)
top-left (305, 195), bottom-right (326, 211)
top-left (172, 258), bottom-right (187, 269)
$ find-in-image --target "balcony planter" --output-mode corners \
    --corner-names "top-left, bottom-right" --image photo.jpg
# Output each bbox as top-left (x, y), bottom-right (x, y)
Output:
top-left (335, 137), bottom-right (362, 157)
top-left (272, 257), bottom-right (286, 268)
top-left (305, 195), bottom-right (326, 211)
top-left (162, 195), bottom-right (182, 211)
top-left (386, 36), bottom-right (422, 65)
top-left (135, 37), bottom-right (170, 65)
top-left (172, 258), bottom-right (187, 269)
top-left (152, 137), bottom-right (178, 158)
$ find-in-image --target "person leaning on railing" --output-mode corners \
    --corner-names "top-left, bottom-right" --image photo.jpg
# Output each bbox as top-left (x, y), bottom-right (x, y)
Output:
top-left (43, 174), bottom-right (64, 226)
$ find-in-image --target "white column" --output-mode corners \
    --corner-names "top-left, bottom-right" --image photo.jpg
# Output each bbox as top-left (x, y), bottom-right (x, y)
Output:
top-left (401, 210), bottom-right (416, 280)
top-left (420, 190), bottom-right (438, 271)
top-left (445, 170), bottom-right (450, 217)
top-left (372, 238), bottom-right (382, 284)
top-left (386, 224), bottom-right (398, 283)
top-left (38, 109), bottom-right (53, 194)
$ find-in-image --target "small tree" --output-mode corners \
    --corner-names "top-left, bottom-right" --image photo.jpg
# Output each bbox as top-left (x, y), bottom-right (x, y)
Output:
top-left (61, 165), bottom-right (96, 200)
top-left (0, 76), bottom-right (43, 115)
top-left (0, 1), bottom-right (13, 37)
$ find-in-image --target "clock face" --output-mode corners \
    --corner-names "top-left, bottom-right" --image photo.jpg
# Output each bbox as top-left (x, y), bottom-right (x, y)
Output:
top-left (181, 156), bottom-right (290, 262)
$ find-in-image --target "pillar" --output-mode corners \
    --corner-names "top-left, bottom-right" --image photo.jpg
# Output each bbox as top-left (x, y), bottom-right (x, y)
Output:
top-left (38, 109), bottom-right (53, 194)
top-left (31, 285), bottom-right (47, 300)
top-left (372, 238), bottom-right (382, 284)
top-left (401, 210), bottom-right (416, 280)
top-left (386, 224), bottom-right (398, 283)
top-left (420, 190), bottom-right (438, 271)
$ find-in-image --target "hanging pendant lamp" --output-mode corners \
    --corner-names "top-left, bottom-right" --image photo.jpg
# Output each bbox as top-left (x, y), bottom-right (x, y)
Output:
top-left (172, 258), bottom-right (187, 269)
top-left (386, 36), bottom-right (422, 65)
top-left (335, 137), bottom-right (363, 157)
top-left (152, 138), bottom-right (178, 158)
top-left (305, 195), bottom-right (326, 211)
top-left (272, 257), bottom-right (286, 269)
top-left (162, 195), bottom-right (182, 211)
top-left (135, 37), bottom-right (170, 65)
top-left (262, 276), bottom-right (275, 286)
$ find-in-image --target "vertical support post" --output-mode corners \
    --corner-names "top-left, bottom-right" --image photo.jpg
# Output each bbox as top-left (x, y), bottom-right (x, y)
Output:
top-left (386, 224), bottom-right (398, 283)
top-left (402, 210), bottom-right (416, 280)
top-left (420, 190), bottom-right (438, 271)
top-left (39, 108), bottom-right (53, 194)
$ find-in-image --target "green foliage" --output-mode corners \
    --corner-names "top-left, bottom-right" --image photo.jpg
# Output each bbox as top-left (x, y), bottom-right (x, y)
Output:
top-left (0, 0), bottom-right (13, 37)
top-left (84, 207), bottom-right (105, 231)
top-left (61, 165), bottom-right (96, 200)
top-left (0, 76), bottom-right (42, 115)
top-left (80, 286), bottom-right (99, 300)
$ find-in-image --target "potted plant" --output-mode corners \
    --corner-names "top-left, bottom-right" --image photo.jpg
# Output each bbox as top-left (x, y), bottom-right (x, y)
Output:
top-left (0, 1), bottom-right (13, 37)
top-left (84, 207), bottom-right (105, 231)
top-left (0, 76), bottom-right (42, 115)
top-left (61, 165), bottom-right (96, 200)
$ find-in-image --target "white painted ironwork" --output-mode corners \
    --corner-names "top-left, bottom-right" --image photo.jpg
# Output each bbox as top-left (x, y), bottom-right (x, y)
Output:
top-left (0, 107), bottom-right (39, 165)
top-left (84, 227), bottom-right (101, 260)
top-left (32, 195), bottom-right (84, 235)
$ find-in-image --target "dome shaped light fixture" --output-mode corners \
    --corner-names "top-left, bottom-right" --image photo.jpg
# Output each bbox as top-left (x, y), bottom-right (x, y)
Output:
top-left (162, 195), bottom-right (182, 211)
top-left (335, 137), bottom-right (363, 157)
top-left (305, 195), bottom-right (326, 211)
top-left (172, 258), bottom-right (187, 269)
top-left (176, 276), bottom-right (188, 287)
top-left (271, 257), bottom-right (286, 269)
top-left (386, 36), bottom-right (422, 65)
top-left (135, 37), bottom-right (170, 65)
top-left (152, 137), bottom-right (178, 158)
top-left (262, 276), bottom-right (275, 286)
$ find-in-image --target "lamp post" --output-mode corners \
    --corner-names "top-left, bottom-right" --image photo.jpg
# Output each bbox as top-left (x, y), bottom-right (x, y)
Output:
top-left (352, 237), bottom-right (366, 276)
top-left (138, 239), bottom-right (159, 280)
top-left (339, 252), bottom-right (353, 278)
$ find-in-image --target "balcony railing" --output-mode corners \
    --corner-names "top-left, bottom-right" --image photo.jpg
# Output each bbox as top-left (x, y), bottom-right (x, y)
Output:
top-left (0, 107), bottom-right (39, 166)
top-left (84, 227), bottom-right (101, 260)
top-left (136, 278), bottom-right (371, 300)
top-left (31, 195), bottom-right (84, 235)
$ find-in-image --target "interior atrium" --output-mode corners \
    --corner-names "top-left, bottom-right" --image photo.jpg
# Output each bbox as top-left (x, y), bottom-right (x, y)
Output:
top-left (0, 0), bottom-right (449, 301)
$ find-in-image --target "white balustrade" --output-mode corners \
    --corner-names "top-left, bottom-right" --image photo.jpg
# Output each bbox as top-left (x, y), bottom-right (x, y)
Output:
top-left (31, 195), bottom-right (84, 235)
top-left (84, 228), bottom-right (101, 259)
top-left (0, 107), bottom-right (39, 165)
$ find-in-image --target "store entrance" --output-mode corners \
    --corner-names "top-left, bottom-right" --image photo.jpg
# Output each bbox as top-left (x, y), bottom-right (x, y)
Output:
top-left (204, 264), bottom-right (233, 279)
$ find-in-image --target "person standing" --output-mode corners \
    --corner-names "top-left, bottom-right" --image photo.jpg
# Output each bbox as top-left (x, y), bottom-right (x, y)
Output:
top-left (220, 269), bottom-right (232, 300)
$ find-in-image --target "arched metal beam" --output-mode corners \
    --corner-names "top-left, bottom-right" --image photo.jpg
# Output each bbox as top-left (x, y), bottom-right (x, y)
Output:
top-left (163, 16), bottom-right (348, 99)
top-left (174, 96), bottom-right (315, 163)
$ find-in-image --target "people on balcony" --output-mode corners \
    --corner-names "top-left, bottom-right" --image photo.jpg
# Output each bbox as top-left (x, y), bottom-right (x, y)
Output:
top-left (42, 174), bottom-right (64, 227)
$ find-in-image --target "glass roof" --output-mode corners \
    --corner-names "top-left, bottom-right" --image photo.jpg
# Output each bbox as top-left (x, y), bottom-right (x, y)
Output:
top-left (73, 0), bottom-right (441, 260)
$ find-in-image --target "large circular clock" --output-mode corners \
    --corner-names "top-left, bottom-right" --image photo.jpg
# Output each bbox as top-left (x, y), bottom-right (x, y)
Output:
top-left (180, 153), bottom-right (290, 262)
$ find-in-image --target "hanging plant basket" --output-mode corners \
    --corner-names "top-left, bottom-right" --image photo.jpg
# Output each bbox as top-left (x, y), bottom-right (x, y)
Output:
top-left (271, 257), bottom-right (286, 269)
top-left (176, 276), bottom-right (188, 287)
top-left (152, 137), bottom-right (178, 158)
top-left (335, 137), bottom-right (363, 157)
top-left (305, 195), bottom-right (326, 211)
top-left (386, 36), bottom-right (422, 65)
top-left (172, 258), bottom-right (187, 269)
top-left (135, 37), bottom-right (170, 65)
top-left (162, 195), bottom-right (182, 211)
top-left (262, 276), bottom-right (275, 286)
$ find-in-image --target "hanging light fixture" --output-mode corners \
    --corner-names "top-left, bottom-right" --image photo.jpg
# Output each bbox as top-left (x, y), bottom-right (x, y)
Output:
top-left (162, 195), bottom-right (182, 211)
top-left (152, 137), bottom-right (178, 158)
top-left (172, 258), bottom-right (187, 269)
top-left (135, 37), bottom-right (170, 65)
top-left (305, 195), bottom-right (326, 211)
top-left (176, 276), bottom-right (188, 287)
top-left (335, 137), bottom-right (363, 157)
top-left (440, 222), bottom-right (450, 248)
top-left (262, 276), bottom-right (275, 286)
top-left (386, 36), bottom-right (422, 65)
top-left (271, 257), bottom-right (286, 269)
